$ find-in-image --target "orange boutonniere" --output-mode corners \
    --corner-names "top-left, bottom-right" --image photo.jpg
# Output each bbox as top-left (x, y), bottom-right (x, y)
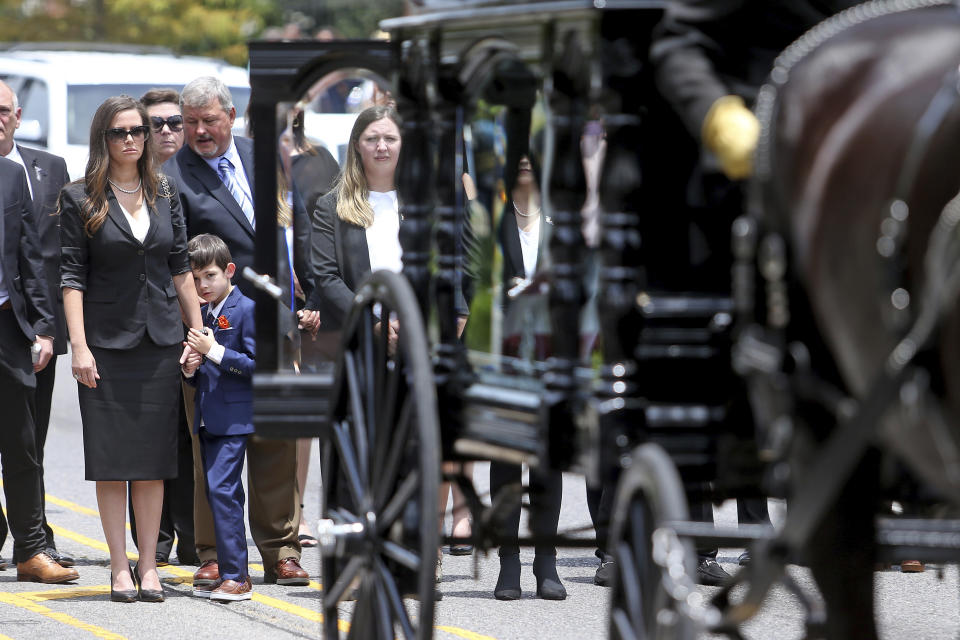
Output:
top-left (217, 315), bottom-right (231, 329)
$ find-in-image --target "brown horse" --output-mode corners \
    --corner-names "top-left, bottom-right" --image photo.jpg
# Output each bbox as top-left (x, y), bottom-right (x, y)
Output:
top-left (746, 1), bottom-right (960, 637)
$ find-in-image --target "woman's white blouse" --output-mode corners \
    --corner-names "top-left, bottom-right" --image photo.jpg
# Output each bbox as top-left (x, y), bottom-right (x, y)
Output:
top-left (119, 200), bottom-right (150, 243)
top-left (518, 215), bottom-right (540, 280)
top-left (365, 190), bottom-right (403, 273)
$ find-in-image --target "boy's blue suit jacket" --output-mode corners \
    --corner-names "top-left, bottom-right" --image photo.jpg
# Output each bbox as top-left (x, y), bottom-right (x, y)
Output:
top-left (190, 285), bottom-right (256, 436)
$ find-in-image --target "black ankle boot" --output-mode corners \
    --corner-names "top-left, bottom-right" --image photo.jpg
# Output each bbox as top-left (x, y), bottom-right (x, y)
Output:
top-left (533, 555), bottom-right (566, 600)
top-left (494, 553), bottom-right (521, 600)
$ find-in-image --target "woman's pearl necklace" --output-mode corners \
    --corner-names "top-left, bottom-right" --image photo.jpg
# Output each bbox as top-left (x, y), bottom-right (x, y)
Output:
top-left (108, 178), bottom-right (142, 194)
top-left (513, 200), bottom-right (541, 218)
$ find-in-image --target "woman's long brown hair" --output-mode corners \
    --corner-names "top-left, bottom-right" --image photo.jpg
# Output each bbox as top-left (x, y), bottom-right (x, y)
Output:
top-left (79, 96), bottom-right (158, 236)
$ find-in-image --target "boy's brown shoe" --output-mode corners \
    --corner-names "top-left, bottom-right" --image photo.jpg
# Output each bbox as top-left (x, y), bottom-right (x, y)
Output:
top-left (210, 576), bottom-right (253, 601)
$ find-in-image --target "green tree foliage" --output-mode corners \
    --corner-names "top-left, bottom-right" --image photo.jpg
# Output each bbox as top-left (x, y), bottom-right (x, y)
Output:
top-left (0, 0), bottom-right (281, 65)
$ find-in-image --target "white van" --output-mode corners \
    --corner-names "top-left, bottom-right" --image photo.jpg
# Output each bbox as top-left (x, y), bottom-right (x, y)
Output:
top-left (0, 44), bottom-right (250, 179)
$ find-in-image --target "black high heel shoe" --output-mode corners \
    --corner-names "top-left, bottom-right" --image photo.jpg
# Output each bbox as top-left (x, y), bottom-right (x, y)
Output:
top-left (110, 566), bottom-right (137, 603)
top-left (532, 555), bottom-right (566, 601)
top-left (134, 563), bottom-right (165, 603)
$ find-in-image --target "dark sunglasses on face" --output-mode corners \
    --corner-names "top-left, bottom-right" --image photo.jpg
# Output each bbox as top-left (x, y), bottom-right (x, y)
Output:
top-left (104, 126), bottom-right (150, 143)
top-left (150, 115), bottom-right (183, 132)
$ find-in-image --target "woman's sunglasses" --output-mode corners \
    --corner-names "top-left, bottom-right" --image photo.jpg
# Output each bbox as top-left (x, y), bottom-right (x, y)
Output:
top-left (104, 126), bottom-right (150, 143)
top-left (150, 115), bottom-right (184, 132)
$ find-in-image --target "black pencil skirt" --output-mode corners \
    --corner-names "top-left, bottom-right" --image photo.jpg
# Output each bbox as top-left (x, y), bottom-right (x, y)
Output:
top-left (78, 338), bottom-right (180, 481)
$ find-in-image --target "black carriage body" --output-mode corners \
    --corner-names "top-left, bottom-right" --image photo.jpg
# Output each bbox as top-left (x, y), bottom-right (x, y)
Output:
top-left (248, 2), bottom-right (693, 482)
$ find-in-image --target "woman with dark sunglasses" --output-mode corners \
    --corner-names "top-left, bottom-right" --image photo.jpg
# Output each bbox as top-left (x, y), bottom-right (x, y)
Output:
top-left (140, 88), bottom-right (184, 164)
top-left (57, 95), bottom-right (202, 603)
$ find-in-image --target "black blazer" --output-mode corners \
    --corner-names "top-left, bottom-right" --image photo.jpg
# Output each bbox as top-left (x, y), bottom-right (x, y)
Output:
top-left (58, 180), bottom-right (191, 349)
top-left (19, 145), bottom-right (70, 354)
top-left (164, 137), bottom-right (257, 297)
top-left (305, 191), bottom-right (371, 329)
top-left (306, 190), bottom-right (475, 329)
top-left (0, 157), bottom-right (55, 358)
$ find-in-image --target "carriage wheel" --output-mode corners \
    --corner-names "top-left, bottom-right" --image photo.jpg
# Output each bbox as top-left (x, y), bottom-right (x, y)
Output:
top-left (608, 444), bottom-right (697, 640)
top-left (320, 270), bottom-right (440, 640)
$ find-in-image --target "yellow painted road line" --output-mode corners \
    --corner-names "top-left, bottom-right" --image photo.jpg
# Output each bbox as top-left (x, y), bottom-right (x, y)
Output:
top-left (0, 632), bottom-right (15, 640)
top-left (40, 497), bottom-right (488, 640)
top-left (19, 585), bottom-right (110, 601)
top-left (0, 481), bottom-right (130, 530)
top-left (0, 591), bottom-right (127, 639)
top-left (47, 522), bottom-right (139, 562)
top-left (436, 628), bottom-right (498, 640)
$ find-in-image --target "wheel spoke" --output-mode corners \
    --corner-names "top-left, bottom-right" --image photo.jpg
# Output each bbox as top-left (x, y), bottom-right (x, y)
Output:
top-left (616, 540), bottom-right (646, 632)
top-left (381, 540), bottom-right (421, 572)
top-left (378, 470), bottom-right (420, 534)
top-left (375, 557), bottom-right (417, 640)
top-left (372, 358), bottom-right (400, 478)
top-left (374, 303), bottom-right (392, 402)
top-left (372, 574), bottom-right (394, 640)
top-left (347, 575), bottom-right (373, 640)
top-left (343, 351), bottom-right (369, 483)
top-left (360, 309), bottom-right (376, 479)
top-left (323, 554), bottom-right (365, 608)
top-left (375, 395), bottom-right (413, 508)
top-left (611, 609), bottom-right (641, 640)
top-left (332, 420), bottom-right (367, 512)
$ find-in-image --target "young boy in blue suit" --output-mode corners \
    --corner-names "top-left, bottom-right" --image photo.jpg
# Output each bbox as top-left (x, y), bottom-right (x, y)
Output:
top-left (181, 233), bottom-right (255, 602)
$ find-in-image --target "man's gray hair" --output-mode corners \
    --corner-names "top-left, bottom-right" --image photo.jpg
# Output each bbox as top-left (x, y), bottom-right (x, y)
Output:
top-left (0, 79), bottom-right (18, 110)
top-left (180, 76), bottom-right (234, 112)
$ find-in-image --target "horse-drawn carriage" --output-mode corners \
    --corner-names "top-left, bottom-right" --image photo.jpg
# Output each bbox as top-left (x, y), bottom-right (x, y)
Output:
top-left (244, 1), bottom-right (960, 638)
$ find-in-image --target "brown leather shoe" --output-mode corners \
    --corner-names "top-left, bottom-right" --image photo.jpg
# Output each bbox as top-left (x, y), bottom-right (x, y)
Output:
top-left (193, 578), bottom-right (222, 599)
top-left (901, 560), bottom-right (925, 573)
top-left (193, 559), bottom-right (220, 586)
top-left (211, 576), bottom-right (253, 601)
top-left (17, 552), bottom-right (79, 584)
top-left (264, 558), bottom-right (309, 585)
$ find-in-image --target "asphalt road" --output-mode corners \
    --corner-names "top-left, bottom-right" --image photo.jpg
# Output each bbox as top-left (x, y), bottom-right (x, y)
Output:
top-left (0, 353), bottom-right (957, 639)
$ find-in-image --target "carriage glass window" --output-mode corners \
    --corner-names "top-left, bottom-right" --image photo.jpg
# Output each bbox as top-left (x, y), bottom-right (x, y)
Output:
top-left (279, 69), bottom-right (392, 373)
top-left (461, 97), bottom-right (556, 383)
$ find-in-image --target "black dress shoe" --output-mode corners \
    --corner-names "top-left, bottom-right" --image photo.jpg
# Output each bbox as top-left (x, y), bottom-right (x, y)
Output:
top-left (696, 558), bottom-right (731, 586)
top-left (134, 563), bottom-right (165, 603)
top-left (449, 544), bottom-right (474, 556)
top-left (738, 550), bottom-right (751, 566)
top-left (45, 548), bottom-right (75, 568)
top-left (594, 553), bottom-right (614, 587)
top-left (110, 571), bottom-right (137, 603)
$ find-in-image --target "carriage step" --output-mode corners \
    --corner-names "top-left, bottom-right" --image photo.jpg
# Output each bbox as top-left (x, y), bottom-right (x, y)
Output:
top-left (253, 369), bottom-right (334, 439)
top-left (638, 294), bottom-right (734, 320)
top-left (456, 382), bottom-right (545, 463)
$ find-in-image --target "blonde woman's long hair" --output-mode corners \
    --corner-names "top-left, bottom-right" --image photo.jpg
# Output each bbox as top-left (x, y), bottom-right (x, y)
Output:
top-left (78, 96), bottom-right (159, 236)
top-left (334, 105), bottom-right (402, 228)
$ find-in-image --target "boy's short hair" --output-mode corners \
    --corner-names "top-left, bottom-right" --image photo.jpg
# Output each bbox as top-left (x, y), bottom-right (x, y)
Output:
top-left (188, 233), bottom-right (232, 271)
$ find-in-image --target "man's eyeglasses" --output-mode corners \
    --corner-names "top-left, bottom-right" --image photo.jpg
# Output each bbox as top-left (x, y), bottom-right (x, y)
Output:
top-left (150, 115), bottom-right (184, 132)
top-left (104, 126), bottom-right (150, 143)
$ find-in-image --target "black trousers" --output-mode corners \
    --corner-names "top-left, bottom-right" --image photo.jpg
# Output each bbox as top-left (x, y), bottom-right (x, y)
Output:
top-left (0, 310), bottom-right (47, 563)
top-left (489, 462), bottom-right (562, 557)
top-left (0, 355), bottom-right (58, 555)
top-left (129, 385), bottom-right (195, 560)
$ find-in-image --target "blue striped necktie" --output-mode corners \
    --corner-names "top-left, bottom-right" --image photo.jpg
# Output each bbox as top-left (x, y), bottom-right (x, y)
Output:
top-left (217, 156), bottom-right (255, 229)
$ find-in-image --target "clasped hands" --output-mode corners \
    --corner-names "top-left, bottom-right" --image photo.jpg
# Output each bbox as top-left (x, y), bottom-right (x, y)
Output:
top-left (180, 328), bottom-right (213, 375)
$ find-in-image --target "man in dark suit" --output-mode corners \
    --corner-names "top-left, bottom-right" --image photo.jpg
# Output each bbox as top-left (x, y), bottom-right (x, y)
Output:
top-left (164, 76), bottom-right (308, 586)
top-left (0, 156), bottom-right (78, 583)
top-left (0, 79), bottom-right (73, 569)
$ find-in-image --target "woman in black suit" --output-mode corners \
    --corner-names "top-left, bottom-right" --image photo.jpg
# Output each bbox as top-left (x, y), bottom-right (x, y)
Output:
top-left (302, 105), bottom-right (406, 328)
top-left (490, 153), bottom-right (565, 601)
top-left (59, 96), bottom-right (203, 602)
